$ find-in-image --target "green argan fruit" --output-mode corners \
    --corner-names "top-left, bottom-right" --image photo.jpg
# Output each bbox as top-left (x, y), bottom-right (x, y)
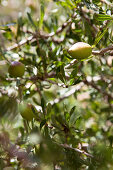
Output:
top-left (19, 103), bottom-right (35, 121)
top-left (68, 42), bottom-right (92, 59)
top-left (8, 61), bottom-right (25, 78)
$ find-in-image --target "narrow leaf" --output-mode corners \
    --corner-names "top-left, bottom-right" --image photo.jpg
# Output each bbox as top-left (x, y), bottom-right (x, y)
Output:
top-left (39, 0), bottom-right (45, 29)
top-left (95, 14), bottom-right (113, 21)
top-left (69, 112), bottom-right (81, 127)
top-left (27, 12), bottom-right (37, 29)
top-left (94, 27), bottom-right (108, 46)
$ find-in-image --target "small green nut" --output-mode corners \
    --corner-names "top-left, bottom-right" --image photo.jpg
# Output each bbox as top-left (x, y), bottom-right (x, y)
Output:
top-left (68, 42), bottom-right (92, 59)
top-left (8, 61), bottom-right (25, 78)
top-left (19, 103), bottom-right (35, 121)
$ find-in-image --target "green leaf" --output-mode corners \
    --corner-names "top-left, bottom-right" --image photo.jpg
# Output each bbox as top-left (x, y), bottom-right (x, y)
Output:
top-left (41, 97), bottom-right (46, 112)
top-left (31, 41), bottom-right (37, 46)
top-left (39, 0), bottom-right (45, 29)
top-left (46, 103), bottom-right (52, 118)
top-left (70, 67), bottom-right (78, 78)
top-left (70, 106), bottom-right (76, 116)
top-left (64, 112), bottom-right (70, 123)
top-left (94, 27), bottom-right (108, 46)
top-left (17, 15), bottom-right (23, 38)
top-left (0, 27), bottom-right (11, 31)
top-left (56, 65), bottom-right (66, 83)
top-left (57, 0), bottom-right (76, 9)
top-left (69, 76), bottom-right (82, 86)
top-left (94, 21), bottom-right (113, 46)
top-left (27, 12), bottom-right (37, 29)
top-left (54, 61), bottom-right (64, 67)
top-left (40, 119), bottom-right (46, 130)
top-left (94, 14), bottom-right (113, 21)
top-left (69, 111), bottom-right (81, 127)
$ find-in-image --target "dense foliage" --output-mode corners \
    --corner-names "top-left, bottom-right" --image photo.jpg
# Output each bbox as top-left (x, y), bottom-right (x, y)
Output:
top-left (0, 0), bottom-right (113, 169)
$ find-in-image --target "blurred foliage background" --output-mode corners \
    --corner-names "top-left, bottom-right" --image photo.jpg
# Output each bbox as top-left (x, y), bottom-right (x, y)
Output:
top-left (0, 0), bottom-right (113, 169)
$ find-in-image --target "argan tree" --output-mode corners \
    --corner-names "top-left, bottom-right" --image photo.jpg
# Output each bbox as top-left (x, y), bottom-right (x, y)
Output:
top-left (0, 0), bottom-right (113, 169)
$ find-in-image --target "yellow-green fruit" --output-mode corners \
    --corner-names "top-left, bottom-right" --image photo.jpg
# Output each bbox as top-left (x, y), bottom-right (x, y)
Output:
top-left (8, 61), bottom-right (25, 78)
top-left (19, 103), bottom-right (35, 121)
top-left (68, 42), bottom-right (92, 59)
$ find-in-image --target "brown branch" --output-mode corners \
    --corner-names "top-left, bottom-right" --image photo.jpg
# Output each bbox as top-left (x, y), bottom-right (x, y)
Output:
top-left (100, 0), bottom-right (113, 7)
top-left (6, 12), bottom-right (77, 51)
top-left (49, 83), bottom-right (84, 105)
top-left (92, 45), bottom-right (113, 56)
top-left (83, 79), bottom-right (113, 105)
top-left (64, 59), bottom-right (78, 69)
top-left (47, 12), bottom-right (77, 37)
top-left (7, 35), bottom-right (34, 51)
top-left (80, 9), bottom-right (99, 34)
top-left (58, 143), bottom-right (94, 159)
top-left (45, 79), bottom-right (67, 88)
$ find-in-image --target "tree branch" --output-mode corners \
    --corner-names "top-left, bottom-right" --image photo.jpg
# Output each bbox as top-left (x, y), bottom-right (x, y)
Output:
top-left (58, 143), bottom-right (94, 159)
top-left (49, 83), bottom-right (84, 105)
top-left (100, 0), bottom-right (113, 7)
top-left (92, 45), bottom-right (113, 56)
top-left (83, 79), bottom-right (113, 107)
top-left (7, 35), bottom-right (34, 51)
top-left (6, 12), bottom-right (77, 51)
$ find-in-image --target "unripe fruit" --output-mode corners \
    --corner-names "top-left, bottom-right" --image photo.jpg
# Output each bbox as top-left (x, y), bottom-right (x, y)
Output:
top-left (8, 61), bottom-right (25, 78)
top-left (68, 42), bottom-right (92, 59)
top-left (19, 103), bottom-right (35, 121)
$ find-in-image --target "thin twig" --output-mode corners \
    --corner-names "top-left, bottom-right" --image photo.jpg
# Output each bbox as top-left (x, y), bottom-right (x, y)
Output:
top-left (7, 35), bottom-right (34, 51)
top-left (64, 59), bottom-right (78, 69)
top-left (83, 79), bottom-right (113, 105)
top-left (100, 0), bottom-right (113, 7)
top-left (45, 79), bottom-right (67, 88)
top-left (49, 83), bottom-right (84, 105)
top-left (6, 12), bottom-right (77, 52)
top-left (58, 143), bottom-right (94, 159)
top-left (92, 45), bottom-right (113, 55)
top-left (80, 8), bottom-right (99, 34)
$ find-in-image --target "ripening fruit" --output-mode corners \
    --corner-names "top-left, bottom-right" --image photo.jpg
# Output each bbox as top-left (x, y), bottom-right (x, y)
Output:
top-left (8, 61), bottom-right (25, 78)
top-left (19, 103), bottom-right (35, 121)
top-left (68, 42), bottom-right (92, 59)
